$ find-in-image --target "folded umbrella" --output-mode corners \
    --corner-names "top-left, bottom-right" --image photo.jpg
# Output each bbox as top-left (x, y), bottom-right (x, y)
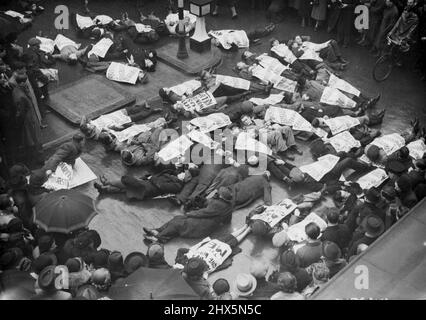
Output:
top-left (107, 267), bottom-right (200, 300)
top-left (34, 189), bottom-right (98, 234)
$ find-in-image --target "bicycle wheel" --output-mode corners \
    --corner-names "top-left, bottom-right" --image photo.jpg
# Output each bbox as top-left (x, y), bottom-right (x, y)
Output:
top-left (373, 54), bottom-right (393, 82)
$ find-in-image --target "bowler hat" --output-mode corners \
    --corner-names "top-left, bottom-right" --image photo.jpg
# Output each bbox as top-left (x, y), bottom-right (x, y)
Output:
top-left (385, 160), bottom-right (406, 175)
top-left (251, 220), bottom-right (269, 236)
top-left (362, 215), bottom-right (385, 238)
top-left (0, 247), bottom-right (24, 270)
top-left (213, 278), bottom-right (230, 295)
top-left (108, 251), bottom-right (124, 271)
top-left (322, 241), bottom-right (342, 261)
top-left (233, 273), bottom-right (257, 297)
top-left (183, 257), bottom-right (207, 277)
top-left (365, 187), bottom-right (381, 203)
top-left (124, 252), bottom-right (148, 274)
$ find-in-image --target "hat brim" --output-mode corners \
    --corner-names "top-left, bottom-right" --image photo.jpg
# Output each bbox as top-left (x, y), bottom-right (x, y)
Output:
top-left (233, 274), bottom-right (257, 297)
top-left (124, 252), bottom-right (147, 273)
top-left (362, 215), bottom-right (385, 238)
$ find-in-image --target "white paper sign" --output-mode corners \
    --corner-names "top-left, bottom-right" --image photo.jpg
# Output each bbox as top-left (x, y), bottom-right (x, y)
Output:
top-left (215, 75), bottom-right (250, 91)
top-left (157, 135), bottom-right (193, 162)
top-left (299, 154), bottom-right (340, 181)
top-left (76, 14), bottom-right (95, 29)
top-left (356, 168), bottom-right (389, 190)
top-left (406, 139), bottom-right (426, 160)
top-left (40, 68), bottom-right (59, 82)
top-left (324, 131), bottom-right (361, 153)
top-left (112, 124), bottom-right (151, 142)
top-left (54, 34), bottom-right (80, 51)
top-left (301, 40), bottom-right (330, 52)
top-left (88, 38), bottom-right (113, 58)
top-left (328, 73), bottom-right (361, 97)
top-left (287, 212), bottom-right (327, 243)
top-left (209, 30), bottom-right (249, 50)
top-left (36, 36), bottom-right (55, 54)
top-left (369, 133), bottom-right (406, 156)
top-left (256, 53), bottom-right (289, 75)
top-left (91, 110), bottom-right (132, 130)
top-left (250, 94), bottom-right (284, 106)
top-left (299, 49), bottom-right (323, 62)
top-left (235, 132), bottom-right (272, 155)
top-left (106, 62), bottom-right (141, 85)
top-left (320, 87), bottom-right (357, 109)
top-left (273, 77), bottom-right (297, 93)
top-left (187, 130), bottom-right (219, 150)
top-left (169, 80), bottom-right (202, 97)
top-left (324, 115), bottom-right (361, 136)
top-left (134, 23), bottom-right (154, 33)
top-left (174, 92), bottom-right (217, 115)
top-left (93, 15), bottom-right (113, 25)
top-left (251, 65), bottom-right (282, 84)
top-left (271, 44), bottom-right (297, 64)
top-left (189, 113), bottom-right (231, 133)
top-left (251, 199), bottom-right (297, 227)
top-left (186, 237), bottom-right (232, 273)
top-left (4, 10), bottom-right (25, 19)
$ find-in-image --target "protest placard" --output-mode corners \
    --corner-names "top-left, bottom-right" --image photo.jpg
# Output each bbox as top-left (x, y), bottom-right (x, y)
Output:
top-left (157, 135), bottom-right (193, 162)
top-left (190, 113), bottom-right (231, 133)
top-left (112, 124), bottom-right (151, 143)
top-left (320, 87), bottom-right (357, 109)
top-left (287, 212), bottom-right (327, 243)
top-left (175, 92), bottom-right (217, 115)
top-left (356, 168), bottom-right (388, 191)
top-left (215, 75), bottom-right (250, 91)
top-left (91, 110), bottom-right (132, 130)
top-left (106, 62), bottom-right (141, 85)
top-left (271, 44), bottom-right (297, 64)
top-left (76, 14), bottom-right (95, 29)
top-left (273, 77), bottom-right (297, 93)
top-left (256, 54), bottom-right (289, 75)
top-left (324, 115), bottom-right (361, 136)
top-left (36, 36), bottom-right (55, 54)
top-left (406, 139), bottom-right (426, 160)
top-left (88, 38), bottom-right (113, 58)
top-left (328, 73), bottom-right (361, 97)
top-left (186, 238), bottom-right (232, 273)
top-left (187, 130), bottom-right (220, 150)
top-left (299, 154), bottom-right (340, 181)
top-left (251, 199), bottom-right (297, 228)
top-left (169, 80), bottom-right (202, 97)
top-left (249, 94), bottom-right (284, 106)
top-left (209, 30), bottom-right (250, 50)
top-left (324, 131), bottom-right (361, 153)
top-left (235, 132), bottom-right (272, 155)
top-left (54, 34), bottom-right (80, 51)
top-left (369, 133), bottom-right (406, 156)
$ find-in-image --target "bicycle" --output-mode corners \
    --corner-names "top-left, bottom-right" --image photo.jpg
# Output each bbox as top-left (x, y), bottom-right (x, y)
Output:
top-left (372, 37), bottom-right (408, 82)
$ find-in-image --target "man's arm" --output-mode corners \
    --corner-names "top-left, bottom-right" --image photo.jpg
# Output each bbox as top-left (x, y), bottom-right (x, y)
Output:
top-left (263, 177), bottom-right (272, 206)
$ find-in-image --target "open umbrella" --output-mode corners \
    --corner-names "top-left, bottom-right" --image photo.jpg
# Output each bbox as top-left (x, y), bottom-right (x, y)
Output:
top-left (107, 267), bottom-right (200, 300)
top-left (34, 189), bottom-right (98, 234)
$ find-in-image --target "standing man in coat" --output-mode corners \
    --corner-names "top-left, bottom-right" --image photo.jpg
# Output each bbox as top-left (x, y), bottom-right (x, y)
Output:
top-left (43, 133), bottom-right (85, 172)
top-left (329, 0), bottom-right (356, 47)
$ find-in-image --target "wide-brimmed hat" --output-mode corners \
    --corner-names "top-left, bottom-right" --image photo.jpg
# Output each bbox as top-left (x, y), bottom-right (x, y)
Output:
top-left (365, 187), bottom-right (381, 203)
top-left (233, 273), bottom-right (257, 297)
top-left (124, 252), bottom-right (148, 274)
top-left (92, 249), bottom-right (111, 269)
top-left (0, 247), bottom-right (24, 270)
top-left (362, 215), bottom-right (385, 238)
top-left (32, 252), bottom-right (58, 275)
top-left (183, 257), bottom-right (207, 278)
top-left (385, 160), bottom-right (407, 175)
top-left (218, 187), bottom-right (233, 202)
top-left (75, 284), bottom-right (100, 300)
top-left (108, 251), bottom-right (124, 271)
top-left (38, 265), bottom-right (59, 292)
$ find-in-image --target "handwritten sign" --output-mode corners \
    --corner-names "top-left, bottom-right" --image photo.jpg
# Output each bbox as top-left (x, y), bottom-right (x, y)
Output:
top-left (186, 238), bottom-right (232, 273)
top-left (91, 110), bottom-right (132, 130)
top-left (174, 92), bottom-right (217, 115)
top-left (190, 113), bottom-right (231, 133)
top-left (251, 199), bottom-right (297, 227)
top-left (36, 36), bottom-right (55, 54)
top-left (209, 30), bottom-right (249, 50)
top-left (369, 133), bottom-right (406, 156)
top-left (187, 130), bottom-right (219, 150)
top-left (406, 139), bottom-right (426, 160)
top-left (76, 14), bottom-right (95, 29)
top-left (235, 132), bottom-right (272, 155)
top-left (256, 53), bottom-right (289, 75)
top-left (299, 154), bottom-right (340, 181)
top-left (106, 62), bottom-right (141, 85)
top-left (54, 34), bottom-right (80, 51)
top-left (250, 94), bottom-right (284, 106)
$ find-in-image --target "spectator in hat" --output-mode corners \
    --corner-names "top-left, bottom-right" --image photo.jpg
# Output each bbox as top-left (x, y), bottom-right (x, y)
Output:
top-left (233, 273), bottom-right (257, 299)
top-left (212, 278), bottom-right (234, 300)
top-left (91, 248), bottom-right (110, 269)
top-left (66, 257), bottom-right (92, 292)
top-left (147, 243), bottom-right (171, 269)
top-left (31, 252), bottom-right (58, 276)
top-left (387, 146), bottom-right (413, 172)
top-left (395, 174), bottom-right (418, 209)
top-left (182, 257), bottom-right (213, 300)
top-left (32, 234), bottom-right (57, 259)
top-left (295, 222), bottom-right (323, 268)
top-left (385, 159), bottom-right (409, 181)
top-left (43, 133), bottom-right (85, 172)
top-left (0, 247), bottom-right (24, 271)
top-left (24, 37), bottom-right (55, 69)
top-left (124, 251), bottom-right (148, 275)
top-left (108, 251), bottom-right (126, 281)
top-left (321, 208), bottom-right (352, 251)
top-left (270, 272), bottom-right (305, 300)
top-left (273, 249), bottom-right (312, 293)
top-left (303, 262), bottom-right (330, 298)
top-left (407, 159), bottom-right (426, 189)
top-left (347, 214), bottom-right (385, 258)
top-left (248, 260), bottom-right (280, 300)
top-left (91, 267), bottom-right (111, 291)
top-left (320, 241), bottom-right (347, 278)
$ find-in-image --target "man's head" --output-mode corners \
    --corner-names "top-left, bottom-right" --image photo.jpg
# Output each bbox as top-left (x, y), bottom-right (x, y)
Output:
top-left (269, 38), bottom-right (279, 48)
top-left (277, 272), bottom-right (297, 293)
top-left (305, 222), bottom-right (321, 240)
top-left (294, 35), bottom-right (303, 45)
top-left (326, 207), bottom-right (340, 225)
top-left (68, 53), bottom-right (78, 64)
top-left (28, 37), bottom-right (41, 50)
top-left (0, 194), bottom-right (17, 214)
top-left (385, 0), bottom-right (394, 7)
top-left (241, 50), bottom-right (254, 62)
top-left (366, 145), bottom-right (381, 162)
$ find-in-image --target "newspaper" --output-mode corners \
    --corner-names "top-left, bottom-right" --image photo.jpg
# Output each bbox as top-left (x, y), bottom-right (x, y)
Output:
top-left (406, 139), bottom-right (426, 160)
top-left (369, 133), bottom-right (406, 156)
top-left (270, 44), bottom-right (297, 64)
top-left (328, 73), bottom-right (361, 97)
top-left (88, 38), bottom-right (113, 58)
top-left (256, 53), bottom-right (289, 75)
top-left (93, 15), bottom-right (113, 25)
top-left (301, 40), bottom-right (331, 52)
top-left (287, 212), bottom-right (327, 243)
top-left (174, 92), bottom-right (217, 115)
top-left (356, 168), bottom-right (389, 191)
top-left (39, 68), bottom-right (59, 82)
top-left (106, 62), bottom-right (141, 85)
top-left (186, 237), bottom-right (232, 273)
top-left (91, 110), bottom-right (132, 130)
top-left (112, 124), bottom-right (151, 143)
top-left (250, 199), bottom-right (297, 228)
top-left (187, 130), bottom-right (219, 150)
top-left (76, 14), bottom-right (95, 29)
top-left (235, 132), bottom-right (272, 155)
top-left (189, 113), bottom-right (231, 133)
top-left (320, 87), bottom-right (357, 109)
top-left (324, 115), bottom-right (361, 136)
top-left (169, 80), bottom-right (202, 97)
top-left (249, 94), bottom-right (284, 106)
top-left (299, 49), bottom-right (323, 62)
top-left (358, 154), bottom-right (385, 169)
top-left (299, 154), bottom-right (340, 181)
top-left (43, 158), bottom-right (97, 191)
top-left (208, 30), bottom-right (249, 50)
top-left (134, 23), bottom-right (154, 33)
top-left (4, 10), bottom-right (25, 19)
top-left (54, 34), bottom-right (80, 51)
top-left (324, 131), bottom-right (361, 153)
top-left (251, 65), bottom-right (282, 84)
top-left (36, 36), bottom-right (55, 54)
top-left (215, 75), bottom-right (250, 91)
top-left (157, 135), bottom-right (193, 162)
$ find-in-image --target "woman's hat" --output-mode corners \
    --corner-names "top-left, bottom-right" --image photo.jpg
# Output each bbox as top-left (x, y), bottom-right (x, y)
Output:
top-left (183, 257), bottom-right (207, 278)
top-left (32, 253), bottom-right (58, 275)
top-left (92, 249), bottom-right (111, 269)
top-left (362, 215), bottom-right (385, 238)
top-left (124, 252), bottom-right (148, 274)
top-left (38, 265), bottom-right (59, 292)
top-left (233, 273), bottom-right (257, 297)
top-left (218, 187), bottom-right (233, 202)
top-left (108, 251), bottom-right (124, 271)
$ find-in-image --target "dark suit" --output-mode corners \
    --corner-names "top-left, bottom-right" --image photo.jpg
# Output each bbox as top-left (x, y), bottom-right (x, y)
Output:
top-left (43, 141), bottom-right (82, 171)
